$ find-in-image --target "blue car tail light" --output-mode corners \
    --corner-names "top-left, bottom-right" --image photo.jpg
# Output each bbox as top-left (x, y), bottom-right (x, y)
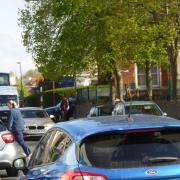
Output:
top-left (61, 171), bottom-right (108, 180)
top-left (124, 128), bottom-right (162, 133)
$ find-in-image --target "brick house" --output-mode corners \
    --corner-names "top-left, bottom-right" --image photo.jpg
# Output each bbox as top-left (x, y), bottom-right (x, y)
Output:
top-left (121, 64), bottom-right (169, 99)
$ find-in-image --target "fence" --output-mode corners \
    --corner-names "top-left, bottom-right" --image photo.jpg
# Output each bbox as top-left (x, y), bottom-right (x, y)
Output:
top-left (129, 88), bottom-right (169, 101)
top-left (77, 86), bottom-right (111, 103)
top-left (77, 86), bottom-right (169, 103)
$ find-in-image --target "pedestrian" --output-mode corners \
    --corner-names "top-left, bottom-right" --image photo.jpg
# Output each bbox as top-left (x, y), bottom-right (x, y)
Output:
top-left (7, 100), bottom-right (31, 159)
top-left (113, 96), bottom-right (125, 107)
top-left (112, 96), bottom-right (125, 115)
top-left (59, 96), bottom-right (70, 121)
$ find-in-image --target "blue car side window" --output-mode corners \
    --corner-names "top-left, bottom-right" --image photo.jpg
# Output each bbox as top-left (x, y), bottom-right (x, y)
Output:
top-left (28, 131), bottom-right (55, 167)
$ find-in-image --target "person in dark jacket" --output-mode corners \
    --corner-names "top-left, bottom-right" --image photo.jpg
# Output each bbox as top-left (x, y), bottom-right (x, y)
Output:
top-left (7, 100), bottom-right (31, 157)
top-left (59, 96), bottom-right (70, 121)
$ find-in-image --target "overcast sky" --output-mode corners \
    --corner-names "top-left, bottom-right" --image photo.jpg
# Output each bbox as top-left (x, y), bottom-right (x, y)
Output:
top-left (0, 0), bottom-right (35, 76)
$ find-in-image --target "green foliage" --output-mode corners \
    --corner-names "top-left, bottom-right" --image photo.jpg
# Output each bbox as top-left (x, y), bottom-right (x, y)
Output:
top-left (24, 86), bottom-right (76, 107)
top-left (19, 0), bottom-right (179, 80)
top-left (22, 69), bottom-right (43, 80)
top-left (24, 93), bottom-right (40, 107)
top-left (17, 80), bottom-right (29, 97)
top-left (24, 84), bottom-right (109, 107)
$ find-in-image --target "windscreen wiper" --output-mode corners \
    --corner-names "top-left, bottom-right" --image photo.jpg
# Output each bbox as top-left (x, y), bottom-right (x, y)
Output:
top-left (142, 156), bottom-right (179, 163)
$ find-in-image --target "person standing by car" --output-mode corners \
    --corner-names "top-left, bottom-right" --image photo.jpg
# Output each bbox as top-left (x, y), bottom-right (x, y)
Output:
top-left (7, 100), bottom-right (31, 158)
top-left (113, 96), bottom-right (125, 108)
top-left (59, 96), bottom-right (70, 121)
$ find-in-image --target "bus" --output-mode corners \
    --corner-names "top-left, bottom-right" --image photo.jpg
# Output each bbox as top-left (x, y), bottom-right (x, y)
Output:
top-left (0, 73), bottom-right (10, 86)
top-left (0, 73), bottom-right (19, 125)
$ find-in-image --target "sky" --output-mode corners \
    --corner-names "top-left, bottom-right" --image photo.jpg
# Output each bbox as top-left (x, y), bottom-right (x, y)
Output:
top-left (0, 0), bottom-right (35, 76)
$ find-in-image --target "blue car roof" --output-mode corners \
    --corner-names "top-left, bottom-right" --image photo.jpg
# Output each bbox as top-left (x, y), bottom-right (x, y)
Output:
top-left (54, 114), bottom-right (180, 142)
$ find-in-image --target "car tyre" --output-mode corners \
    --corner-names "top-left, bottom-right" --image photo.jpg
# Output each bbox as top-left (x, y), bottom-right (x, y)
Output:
top-left (6, 167), bottom-right (18, 177)
top-left (55, 113), bottom-right (62, 122)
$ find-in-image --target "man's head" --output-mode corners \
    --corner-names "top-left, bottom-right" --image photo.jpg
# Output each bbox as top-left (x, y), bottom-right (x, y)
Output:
top-left (7, 100), bottom-right (17, 109)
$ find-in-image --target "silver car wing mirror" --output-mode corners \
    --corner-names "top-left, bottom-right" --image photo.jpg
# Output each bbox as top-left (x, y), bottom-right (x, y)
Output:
top-left (50, 115), bottom-right (55, 119)
top-left (13, 158), bottom-right (27, 170)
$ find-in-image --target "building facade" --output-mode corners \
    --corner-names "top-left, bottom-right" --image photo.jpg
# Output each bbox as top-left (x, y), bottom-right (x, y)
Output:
top-left (121, 64), bottom-right (169, 99)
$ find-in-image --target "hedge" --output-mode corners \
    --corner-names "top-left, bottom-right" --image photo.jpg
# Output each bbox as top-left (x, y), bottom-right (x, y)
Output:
top-left (24, 87), bottom-right (76, 107)
top-left (24, 85), bottom-right (109, 108)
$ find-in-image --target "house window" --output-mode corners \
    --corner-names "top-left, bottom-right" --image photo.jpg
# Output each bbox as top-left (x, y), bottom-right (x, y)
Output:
top-left (137, 66), bottom-right (160, 88)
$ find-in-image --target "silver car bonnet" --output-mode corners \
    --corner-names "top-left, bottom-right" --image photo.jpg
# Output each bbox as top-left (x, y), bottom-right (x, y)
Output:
top-left (24, 117), bottom-right (54, 126)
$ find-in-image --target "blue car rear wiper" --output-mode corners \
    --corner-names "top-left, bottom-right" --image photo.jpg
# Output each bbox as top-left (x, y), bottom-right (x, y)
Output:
top-left (142, 156), bottom-right (179, 163)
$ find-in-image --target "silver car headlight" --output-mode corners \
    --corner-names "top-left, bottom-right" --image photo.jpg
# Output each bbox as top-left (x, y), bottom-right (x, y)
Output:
top-left (24, 125), bottom-right (29, 131)
top-left (44, 123), bottom-right (54, 130)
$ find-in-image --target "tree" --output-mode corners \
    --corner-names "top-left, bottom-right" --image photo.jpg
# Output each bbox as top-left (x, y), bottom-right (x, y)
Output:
top-left (132, 0), bottom-right (179, 100)
top-left (23, 69), bottom-right (44, 85)
top-left (17, 79), bottom-right (29, 97)
top-left (162, 0), bottom-right (180, 99)
top-left (104, 0), bottom-right (178, 99)
top-left (19, 0), bottom-right (179, 100)
top-left (19, 0), bottom-right (89, 81)
top-left (19, 0), bottom-right (127, 99)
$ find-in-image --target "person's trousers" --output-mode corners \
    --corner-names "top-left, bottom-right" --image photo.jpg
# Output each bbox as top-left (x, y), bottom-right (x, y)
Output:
top-left (60, 111), bottom-right (69, 121)
top-left (13, 130), bottom-right (31, 156)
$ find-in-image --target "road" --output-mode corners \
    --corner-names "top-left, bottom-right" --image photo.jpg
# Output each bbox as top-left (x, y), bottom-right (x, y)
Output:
top-left (0, 140), bottom-right (38, 180)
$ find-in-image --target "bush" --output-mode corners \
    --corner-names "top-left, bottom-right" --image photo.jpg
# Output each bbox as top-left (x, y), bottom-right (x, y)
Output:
top-left (24, 93), bottom-right (41, 107)
top-left (43, 87), bottom-right (76, 107)
top-left (24, 87), bottom-right (76, 107)
top-left (24, 85), bottom-right (109, 107)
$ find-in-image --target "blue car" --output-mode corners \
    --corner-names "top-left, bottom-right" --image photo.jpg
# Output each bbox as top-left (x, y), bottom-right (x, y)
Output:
top-left (45, 97), bottom-right (76, 122)
top-left (14, 114), bottom-right (180, 179)
top-left (44, 103), bottom-right (61, 122)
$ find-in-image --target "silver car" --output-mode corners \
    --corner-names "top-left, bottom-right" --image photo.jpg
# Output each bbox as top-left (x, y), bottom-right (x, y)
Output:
top-left (87, 105), bottom-right (112, 117)
top-left (0, 120), bottom-right (25, 177)
top-left (112, 101), bottom-right (167, 116)
top-left (20, 107), bottom-right (55, 137)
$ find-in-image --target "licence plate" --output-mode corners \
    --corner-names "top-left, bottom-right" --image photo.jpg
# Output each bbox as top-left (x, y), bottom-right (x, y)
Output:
top-left (1, 116), bottom-right (7, 120)
top-left (30, 130), bottom-right (45, 134)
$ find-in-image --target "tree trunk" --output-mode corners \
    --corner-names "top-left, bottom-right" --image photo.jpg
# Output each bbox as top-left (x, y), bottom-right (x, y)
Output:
top-left (167, 41), bottom-right (178, 100)
top-left (109, 73), bottom-right (113, 104)
top-left (145, 60), bottom-right (153, 100)
top-left (114, 69), bottom-right (121, 99)
top-left (111, 72), bottom-right (116, 102)
top-left (171, 61), bottom-right (177, 100)
top-left (97, 65), bottom-right (103, 84)
top-left (111, 68), bottom-right (122, 102)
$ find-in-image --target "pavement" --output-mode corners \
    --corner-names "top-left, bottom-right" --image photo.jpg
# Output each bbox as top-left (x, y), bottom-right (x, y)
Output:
top-left (155, 100), bottom-right (180, 120)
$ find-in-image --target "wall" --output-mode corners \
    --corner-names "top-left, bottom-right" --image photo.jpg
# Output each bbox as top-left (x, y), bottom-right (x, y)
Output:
top-left (75, 100), bottom-right (180, 120)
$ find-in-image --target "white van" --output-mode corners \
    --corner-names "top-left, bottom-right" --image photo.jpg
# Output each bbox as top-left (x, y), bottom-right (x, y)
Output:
top-left (0, 86), bottom-right (19, 108)
top-left (0, 86), bottom-right (19, 126)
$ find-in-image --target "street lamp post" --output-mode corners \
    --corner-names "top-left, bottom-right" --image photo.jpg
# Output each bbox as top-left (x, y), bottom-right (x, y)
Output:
top-left (17, 62), bottom-right (24, 106)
